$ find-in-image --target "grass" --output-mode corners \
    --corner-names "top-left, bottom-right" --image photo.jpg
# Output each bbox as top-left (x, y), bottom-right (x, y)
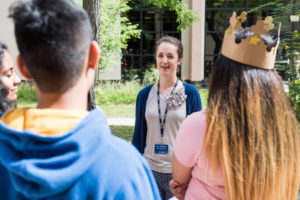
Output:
top-left (15, 82), bottom-right (206, 142)
top-left (17, 82), bottom-right (37, 102)
top-left (17, 101), bottom-right (37, 108)
top-left (100, 104), bottom-right (135, 117)
top-left (110, 125), bottom-right (133, 142)
top-left (17, 82), bottom-right (208, 117)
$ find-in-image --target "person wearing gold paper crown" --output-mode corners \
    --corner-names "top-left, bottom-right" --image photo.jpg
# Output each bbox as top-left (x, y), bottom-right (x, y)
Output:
top-left (169, 11), bottom-right (299, 200)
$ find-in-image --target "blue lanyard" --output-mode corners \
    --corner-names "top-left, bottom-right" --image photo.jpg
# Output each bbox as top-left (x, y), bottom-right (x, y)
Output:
top-left (157, 78), bottom-right (178, 138)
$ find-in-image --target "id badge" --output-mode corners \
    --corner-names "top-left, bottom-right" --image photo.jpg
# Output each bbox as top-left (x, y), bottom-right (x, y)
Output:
top-left (154, 144), bottom-right (168, 154)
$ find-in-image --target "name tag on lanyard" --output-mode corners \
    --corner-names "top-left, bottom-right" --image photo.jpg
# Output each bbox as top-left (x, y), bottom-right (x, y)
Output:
top-left (154, 144), bottom-right (169, 154)
top-left (155, 79), bottom-right (178, 155)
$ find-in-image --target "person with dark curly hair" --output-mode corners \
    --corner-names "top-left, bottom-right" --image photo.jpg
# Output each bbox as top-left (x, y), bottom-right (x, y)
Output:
top-left (0, 42), bottom-right (20, 112)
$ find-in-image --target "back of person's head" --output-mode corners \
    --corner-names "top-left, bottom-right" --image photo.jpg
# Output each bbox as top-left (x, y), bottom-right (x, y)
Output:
top-left (204, 12), bottom-right (299, 200)
top-left (9, 0), bottom-right (93, 93)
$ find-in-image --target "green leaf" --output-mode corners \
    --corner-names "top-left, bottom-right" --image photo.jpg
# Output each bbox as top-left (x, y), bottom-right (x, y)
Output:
top-left (146, 0), bottom-right (200, 30)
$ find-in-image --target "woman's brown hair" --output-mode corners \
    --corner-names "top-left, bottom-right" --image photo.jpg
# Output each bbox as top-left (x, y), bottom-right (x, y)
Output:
top-left (155, 36), bottom-right (183, 59)
top-left (204, 54), bottom-right (300, 200)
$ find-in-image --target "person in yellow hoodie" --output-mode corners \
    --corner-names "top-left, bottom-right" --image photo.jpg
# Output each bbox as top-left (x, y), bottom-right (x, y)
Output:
top-left (0, 0), bottom-right (161, 199)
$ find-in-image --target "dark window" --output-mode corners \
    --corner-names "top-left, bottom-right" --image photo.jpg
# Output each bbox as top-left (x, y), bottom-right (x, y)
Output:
top-left (123, 0), bottom-right (180, 81)
top-left (205, 0), bottom-right (276, 77)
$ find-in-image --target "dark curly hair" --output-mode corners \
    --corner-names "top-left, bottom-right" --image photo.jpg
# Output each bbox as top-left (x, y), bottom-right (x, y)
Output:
top-left (0, 42), bottom-right (12, 112)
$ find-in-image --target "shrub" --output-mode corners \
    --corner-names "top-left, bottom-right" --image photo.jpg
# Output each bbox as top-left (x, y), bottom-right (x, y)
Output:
top-left (95, 81), bottom-right (143, 104)
top-left (16, 80), bottom-right (208, 108)
top-left (17, 82), bottom-right (37, 103)
top-left (143, 65), bottom-right (159, 85)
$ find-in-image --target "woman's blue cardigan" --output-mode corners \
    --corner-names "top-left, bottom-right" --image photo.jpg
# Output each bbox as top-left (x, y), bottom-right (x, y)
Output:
top-left (132, 82), bottom-right (202, 154)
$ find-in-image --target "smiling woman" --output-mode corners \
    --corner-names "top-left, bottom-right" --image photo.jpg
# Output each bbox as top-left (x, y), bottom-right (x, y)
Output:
top-left (0, 42), bottom-right (21, 112)
top-left (132, 36), bottom-right (202, 200)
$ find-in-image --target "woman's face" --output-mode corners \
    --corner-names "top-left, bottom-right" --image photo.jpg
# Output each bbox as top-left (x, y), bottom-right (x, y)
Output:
top-left (1, 50), bottom-right (21, 102)
top-left (156, 42), bottom-right (182, 78)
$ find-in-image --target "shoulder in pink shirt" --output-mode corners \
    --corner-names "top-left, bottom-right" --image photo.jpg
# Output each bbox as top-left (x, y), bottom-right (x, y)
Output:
top-left (174, 110), bottom-right (226, 200)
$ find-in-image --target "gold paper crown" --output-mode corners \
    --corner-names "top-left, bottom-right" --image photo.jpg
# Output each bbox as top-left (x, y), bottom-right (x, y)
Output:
top-left (221, 11), bottom-right (281, 69)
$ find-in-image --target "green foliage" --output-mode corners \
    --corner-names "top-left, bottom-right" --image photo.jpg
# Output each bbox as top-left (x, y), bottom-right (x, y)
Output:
top-left (17, 81), bottom-right (208, 111)
top-left (206, 0), bottom-right (290, 8)
top-left (122, 68), bottom-right (139, 81)
top-left (99, 0), bottom-right (141, 72)
top-left (142, 64), bottom-right (159, 85)
top-left (271, 2), bottom-right (300, 121)
top-left (17, 82), bottom-right (37, 104)
top-left (146, 0), bottom-right (199, 30)
top-left (247, 2), bottom-right (280, 14)
top-left (281, 30), bottom-right (300, 121)
top-left (73, 0), bottom-right (82, 6)
top-left (95, 81), bottom-right (143, 104)
top-left (200, 89), bottom-right (208, 109)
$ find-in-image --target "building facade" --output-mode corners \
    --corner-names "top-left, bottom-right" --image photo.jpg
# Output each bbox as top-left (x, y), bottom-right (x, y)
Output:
top-left (124, 0), bottom-right (300, 82)
top-left (1, 0), bottom-right (299, 81)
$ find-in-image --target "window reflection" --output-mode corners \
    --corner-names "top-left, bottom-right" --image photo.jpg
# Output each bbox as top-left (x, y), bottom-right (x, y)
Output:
top-left (123, 2), bottom-right (180, 81)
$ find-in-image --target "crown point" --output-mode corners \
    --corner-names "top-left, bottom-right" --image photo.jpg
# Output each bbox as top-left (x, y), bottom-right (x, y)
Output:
top-left (234, 11), bottom-right (247, 30)
top-left (240, 11), bottom-right (247, 18)
top-left (264, 16), bottom-right (274, 31)
top-left (231, 11), bottom-right (237, 18)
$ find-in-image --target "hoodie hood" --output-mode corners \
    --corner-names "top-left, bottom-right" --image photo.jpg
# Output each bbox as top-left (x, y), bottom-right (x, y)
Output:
top-left (0, 108), bottom-right (110, 199)
top-left (1, 108), bottom-right (88, 136)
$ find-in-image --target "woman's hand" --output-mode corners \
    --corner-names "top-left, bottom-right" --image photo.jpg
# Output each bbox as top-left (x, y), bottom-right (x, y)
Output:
top-left (169, 179), bottom-right (188, 200)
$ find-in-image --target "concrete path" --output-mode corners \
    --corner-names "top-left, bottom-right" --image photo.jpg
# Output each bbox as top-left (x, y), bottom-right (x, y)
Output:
top-left (107, 117), bottom-right (135, 126)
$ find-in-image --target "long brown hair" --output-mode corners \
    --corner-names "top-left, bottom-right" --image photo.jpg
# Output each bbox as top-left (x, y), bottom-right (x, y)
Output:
top-left (205, 55), bottom-right (300, 200)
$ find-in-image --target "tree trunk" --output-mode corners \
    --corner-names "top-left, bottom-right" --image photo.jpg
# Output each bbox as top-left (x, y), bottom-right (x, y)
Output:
top-left (83, 0), bottom-right (100, 110)
top-left (83, 0), bottom-right (100, 41)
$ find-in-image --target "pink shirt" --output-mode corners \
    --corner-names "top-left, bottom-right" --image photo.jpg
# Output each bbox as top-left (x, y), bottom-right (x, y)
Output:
top-left (174, 111), bottom-right (226, 200)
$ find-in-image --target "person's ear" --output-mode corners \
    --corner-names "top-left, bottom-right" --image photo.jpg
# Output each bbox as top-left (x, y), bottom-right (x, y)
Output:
top-left (178, 58), bottom-right (183, 66)
top-left (87, 41), bottom-right (100, 70)
top-left (17, 55), bottom-right (32, 80)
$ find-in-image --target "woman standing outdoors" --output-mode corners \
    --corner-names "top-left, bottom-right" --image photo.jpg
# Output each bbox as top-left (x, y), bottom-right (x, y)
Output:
top-left (171, 12), bottom-right (299, 200)
top-left (132, 36), bottom-right (202, 200)
top-left (0, 42), bottom-right (21, 112)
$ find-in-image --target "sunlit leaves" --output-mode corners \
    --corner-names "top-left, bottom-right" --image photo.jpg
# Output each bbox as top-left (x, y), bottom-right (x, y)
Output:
top-left (146, 0), bottom-right (199, 30)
